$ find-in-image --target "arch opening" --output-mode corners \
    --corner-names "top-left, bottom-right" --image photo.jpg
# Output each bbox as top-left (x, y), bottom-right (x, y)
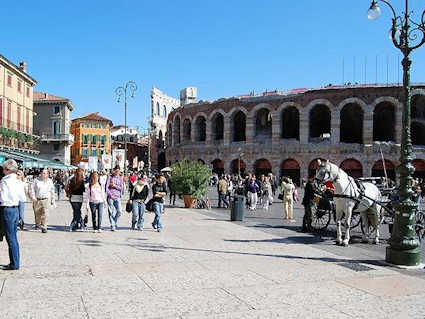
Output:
top-left (281, 106), bottom-right (299, 139)
top-left (340, 158), bottom-right (363, 178)
top-left (372, 159), bottom-right (396, 181)
top-left (411, 95), bottom-right (425, 145)
top-left (195, 116), bottom-right (206, 142)
top-left (254, 158), bottom-right (272, 176)
top-left (280, 159), bottom-right (300, 186)
top-left (309, 104), bottom-right (331, 142)
top-left (255, 108), bottom-right (272, 139)
top-left (211, 158), bottom-right (224, 176)
top-left (231, 159), bottom-right (246, 176)
top-left (340, 103), bottom-right (363, 143)
top-left (211, 113), bottom-right (224, 141)
top-left (373, 102), bottom-right (395, 142)
top-left (183, 119), bottom-right (191, 142)
top-left (232, 111), bottom-right (246, 142)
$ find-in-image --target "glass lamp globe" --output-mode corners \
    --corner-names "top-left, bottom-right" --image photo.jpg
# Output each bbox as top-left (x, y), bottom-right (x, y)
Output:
top-left (368, 4), bottom-right (381, 20)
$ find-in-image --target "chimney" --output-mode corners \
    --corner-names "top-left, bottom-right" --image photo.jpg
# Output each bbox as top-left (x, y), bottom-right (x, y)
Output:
top-left (19, 61), bottom-right (27, 73)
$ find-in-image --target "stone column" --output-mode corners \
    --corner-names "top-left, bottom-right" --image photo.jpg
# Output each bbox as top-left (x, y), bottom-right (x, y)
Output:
top-left (246, 115), bottom-right (254, 144)
top-left (272, 112), bottom-right (280, 145)
top-left (363, 105), bottom-right (374, 144)
top-left (299, 109), bottom-right (309, 144)
top-left (206, 120), bottom-right (212, 146)
top-left (224, 117), bottom-right (231, 146)
top-left (331, 109), bottom-right (339, 144)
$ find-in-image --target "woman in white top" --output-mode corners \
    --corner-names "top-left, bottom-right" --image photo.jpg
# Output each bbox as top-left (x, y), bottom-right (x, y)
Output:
top-left (85, 172), bottom-right (107, 233)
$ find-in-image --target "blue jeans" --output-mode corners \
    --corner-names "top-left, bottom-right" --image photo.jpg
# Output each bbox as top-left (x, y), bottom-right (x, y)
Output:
top-left (153, 202), bottom-right (163, 230)
top-left (18, 201), bottom-right (25, 227)
top-left (107, 198), bottom-right (122, 228)
top-left (55, 184), bottom-right (62, 201)
top-left (2, 207), bottom-right (20, 269)
top-left (132, 201), bottom-right (145, 229)
top-left (70, 202), bottom-right (83, 230)
top-left (89, 202), bottom-right (104, 230)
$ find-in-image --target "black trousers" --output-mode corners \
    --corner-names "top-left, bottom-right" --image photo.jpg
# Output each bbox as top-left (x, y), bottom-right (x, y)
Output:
top-left (218, 193), bottom-right (229, 208)
top-left (302, 202), bottom-right (312, 231)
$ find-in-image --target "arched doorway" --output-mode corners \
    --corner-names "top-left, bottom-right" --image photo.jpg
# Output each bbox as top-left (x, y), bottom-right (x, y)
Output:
top-left (183, 119), bottom-right (191, 142)
top-left (211, 113), bottom-right (224, 141)
top-left (372, 159), bottom-right (396, 181)
top-left (413, 159), bottom-right (425, 180)
top-left (309, 104), bottom-right (331, 142)
top-left (340, 103), bottom-right (363, 143)
top-left (230, 158), bottom-right (246, 176)
top-left (232, 111), bottom-right (246, 142)
top-left (340, 158), bottom-right (363, 178)
top-left (254, 158), bottom-right (272, 176)
top-left (255, 108), bottom-right (272, 139)
top-left (281, 106), bottom-right (299, 139)
top-left (411, 122), bottom-right (425, 146)
top-left (158, 152), bottom-right (166, 170)
top-left (280, 159), bottom-right (300, 186)
top-left (195, 116), bottom-right (206, 142)
top-left (308, 158), bottom-right (326, 177)
top-left (211, 158), bottom-right (224, 176)
top-left (373, 102), bottom-right (395, 141)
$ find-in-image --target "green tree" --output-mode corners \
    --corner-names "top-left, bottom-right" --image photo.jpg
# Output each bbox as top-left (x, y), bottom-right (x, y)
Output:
top-left (170, 160), bottom-right (211, 199)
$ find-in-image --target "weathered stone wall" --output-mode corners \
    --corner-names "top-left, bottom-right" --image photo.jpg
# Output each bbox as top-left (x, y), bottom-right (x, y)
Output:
top-left (165, 85), bottom-right (425, 181)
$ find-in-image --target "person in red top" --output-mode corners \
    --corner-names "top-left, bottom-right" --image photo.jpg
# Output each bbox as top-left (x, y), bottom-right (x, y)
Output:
top-left (128, 172), bottom-right (137, 196)
top-left (324, 181), bottom-right (335, 192)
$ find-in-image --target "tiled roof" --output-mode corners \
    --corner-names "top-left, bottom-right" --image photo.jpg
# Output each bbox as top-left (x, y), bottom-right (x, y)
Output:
top-left (34, 92), bottom-right (68, 101)
top-left (73, 112), bottom-right (113, 125)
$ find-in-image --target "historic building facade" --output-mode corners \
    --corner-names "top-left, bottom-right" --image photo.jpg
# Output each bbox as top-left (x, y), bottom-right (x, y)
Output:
top-left (0, 54), bottom-right (37, 153)
top-left (33, 92), bottom-right (74, 164)
top-left (150, 87), bottom-right (180, 171)
top-left (166, 84), bottom-right (425, 185)
top-left (70, 112), bottom-right (113, 165)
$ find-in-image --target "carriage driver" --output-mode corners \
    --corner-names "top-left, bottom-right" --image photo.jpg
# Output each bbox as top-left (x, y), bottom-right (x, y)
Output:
top-left (301, 174), bottom-right (315, 232)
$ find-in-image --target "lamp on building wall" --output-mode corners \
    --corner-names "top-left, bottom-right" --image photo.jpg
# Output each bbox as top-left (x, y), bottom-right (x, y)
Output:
top-left (367, 0), bottom-right (425, 266)
top-left (115, 81), bottom-right (137, 183)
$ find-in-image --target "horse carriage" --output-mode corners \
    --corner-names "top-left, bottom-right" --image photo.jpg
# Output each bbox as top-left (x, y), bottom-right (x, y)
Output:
top-left (312, 160), bottom-right (425, 245)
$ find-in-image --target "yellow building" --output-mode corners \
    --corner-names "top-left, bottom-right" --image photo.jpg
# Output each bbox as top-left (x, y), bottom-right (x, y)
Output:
top-left (0, 54), bottom-right (37, 152)
top-left (70, 112), bottom-right (113, 165)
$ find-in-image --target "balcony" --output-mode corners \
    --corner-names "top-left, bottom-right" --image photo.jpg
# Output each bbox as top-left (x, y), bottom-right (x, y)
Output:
top-left (39, 133), bottom-right (74, 144)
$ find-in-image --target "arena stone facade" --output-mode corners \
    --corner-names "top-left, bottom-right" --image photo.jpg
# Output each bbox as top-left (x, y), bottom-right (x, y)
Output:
top-left (165, 84), bottom-right (425, 185)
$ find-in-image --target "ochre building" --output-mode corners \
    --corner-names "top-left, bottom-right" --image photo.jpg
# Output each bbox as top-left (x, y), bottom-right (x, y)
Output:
top-left (165, 84), bottom-right (425, 185)
top-left (70, 112), bottom-right (112, 165)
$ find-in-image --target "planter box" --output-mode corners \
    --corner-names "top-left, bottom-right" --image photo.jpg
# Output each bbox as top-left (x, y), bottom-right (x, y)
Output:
top-left (183, 195), bottom-right (196, 208)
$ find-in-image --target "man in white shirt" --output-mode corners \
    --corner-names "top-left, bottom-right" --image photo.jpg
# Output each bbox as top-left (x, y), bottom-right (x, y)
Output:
top-left (30, 168), bottom-right (55, 233)
top-left (0, 159), bottom-right (25, 270)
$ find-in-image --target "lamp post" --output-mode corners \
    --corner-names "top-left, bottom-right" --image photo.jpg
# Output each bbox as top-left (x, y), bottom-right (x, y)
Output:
top-left (115, 81), bottom-right (137, 184)
top-left (367, 0), bottom-right (425, 266)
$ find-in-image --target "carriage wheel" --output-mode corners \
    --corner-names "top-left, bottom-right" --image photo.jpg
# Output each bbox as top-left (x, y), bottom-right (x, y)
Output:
top-left (415, 210), bottom-right (425, 242)
top-left (350, 212), bottom-right (361, 229)
top-left (310, 202), bottom-right (331, 231)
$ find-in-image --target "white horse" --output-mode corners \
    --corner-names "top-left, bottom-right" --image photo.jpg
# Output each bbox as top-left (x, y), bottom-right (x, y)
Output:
top-left (315, 160), bottom-right (382, 246)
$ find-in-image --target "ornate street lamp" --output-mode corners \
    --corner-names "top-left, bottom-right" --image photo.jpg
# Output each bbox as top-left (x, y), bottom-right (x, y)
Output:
top-left (367, 0), bottom-right (425, 266)
top-left (115, 81), bottom-right (137, 184)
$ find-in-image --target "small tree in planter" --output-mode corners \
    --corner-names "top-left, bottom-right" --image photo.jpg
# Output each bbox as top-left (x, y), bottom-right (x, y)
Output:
top-left (170, 160), bottom-right (211, 208)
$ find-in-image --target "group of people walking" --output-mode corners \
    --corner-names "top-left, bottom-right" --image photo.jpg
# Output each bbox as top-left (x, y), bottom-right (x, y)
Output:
top-left (0, 159), bottom-right (168, 271)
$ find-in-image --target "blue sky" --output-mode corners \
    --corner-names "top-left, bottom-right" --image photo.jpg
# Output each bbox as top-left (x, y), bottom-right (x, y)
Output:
top-left (2, 0), bottom-right (425, 129)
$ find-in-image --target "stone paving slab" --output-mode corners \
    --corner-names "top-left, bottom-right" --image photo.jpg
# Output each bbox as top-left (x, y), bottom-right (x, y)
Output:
top-left (0, 201), bottom-right (424, 318)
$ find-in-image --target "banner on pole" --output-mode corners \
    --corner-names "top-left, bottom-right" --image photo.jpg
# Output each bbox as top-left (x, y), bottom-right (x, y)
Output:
top-left (101, 154), bottom-right (112, 170)
top-left (88, 157), bottom-right (98, 171)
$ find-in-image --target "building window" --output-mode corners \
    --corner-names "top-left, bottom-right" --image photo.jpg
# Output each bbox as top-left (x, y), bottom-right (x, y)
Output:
top-left (25, 110), bottom-right (29, 133)
top-left (53, 121), bottom-right (61, 136)
top-left (53, 144), bottom-right (60, 151)
top-left (7, 101), bottom-right (11, 128)
top-left (82, 134), bottom-right (89, 144)
top-left (82, 148), bottom-right (88, 157)
top-left (17, 81), bottom-right (22, 93)
top-left (92, 135), bottom-right (97, 144)
top-left (26, 87), bottom-right (30, 98)
top-left (91, 149), bottom-right (97, 156)
top-left (100, 135), bottom-right (106, 145)
top-left (54, 106), bottom-right (60, 114)
top-left (7, 74), bottom-right (12, 87)
top-left (17, 107), bottom-right (21, 131)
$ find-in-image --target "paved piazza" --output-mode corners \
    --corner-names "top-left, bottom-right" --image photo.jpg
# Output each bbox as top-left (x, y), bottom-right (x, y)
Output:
top-left (0, 197), bottom-right (424, 319)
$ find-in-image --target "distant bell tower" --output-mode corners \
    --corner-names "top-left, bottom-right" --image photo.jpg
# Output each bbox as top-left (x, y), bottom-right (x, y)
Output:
top-left (180, 87), bottom-right (197, 105)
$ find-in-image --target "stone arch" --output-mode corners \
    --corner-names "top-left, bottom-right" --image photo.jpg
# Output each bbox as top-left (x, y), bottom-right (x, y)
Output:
top-left (182, 117), bottom-right (192, 142)
top-left (340, 158), bottom-right (363, 178)
top-left (373, 101), bottom-right (396, 142)
top-left (280, 105), bottom-right (299, 139)
top-left (231, 110), bottom-right (247, 142)
top-left (194, 115), bottom-right (207, 142)
top-left (254, 158), bottom-right (272, 176)
top-left (309, 104), bottom-right (331, 142)
top-left (249, 103), bottom-right (274, 118)
top-left (413, 159), bottom-right (425, 180)
top-left (211, 112), bottom-right (224, 141)
top-left (305, 99), bottom-right (335, 113)
top-left (372, 159), bottom-right (396, 181)
top-left (211, 158), bottom-right (224, 175)
top-left (255, 107), bottom-right (272, 139)
top-left (308, 158), bottom-right (326, 177)
top-left (173, 114), bottom-right (181, 145)
top-left (340, 103), bottom-right (364, 143)
top-left (280, 159), bottom-right (300, 186)
top-left (230, 158), bottom-right (246, 175)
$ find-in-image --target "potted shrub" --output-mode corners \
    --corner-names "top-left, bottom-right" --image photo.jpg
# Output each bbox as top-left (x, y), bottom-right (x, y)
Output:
top-left (170, 160), bottom-right (211, 208)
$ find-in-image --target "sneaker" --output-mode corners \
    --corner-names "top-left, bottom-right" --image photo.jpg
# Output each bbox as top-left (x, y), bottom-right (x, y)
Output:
top-left (34, 225), bottom-right (40, 230)
top-left (157, 228), bottom-right (162, 232)
top-left (111, 226), bottom-right (116, 231)
top-left (41, 227), bottom-right (47, 233)
top-left (98, 229), bottom-right (102, 233)
top-left (152, 222), bottom-right (157, 229)
top-left (137, 227), bottom-right (142, 231)
top-left (290, 219), bottom-right (297, 223)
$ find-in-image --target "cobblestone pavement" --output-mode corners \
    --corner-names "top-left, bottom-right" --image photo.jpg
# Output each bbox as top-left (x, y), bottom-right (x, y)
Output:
top-left (0, 195), bottom-right (424, 319)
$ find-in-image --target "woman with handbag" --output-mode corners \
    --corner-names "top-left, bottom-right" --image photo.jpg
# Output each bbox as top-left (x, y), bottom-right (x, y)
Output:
top-left (129, 175), bottom-right (149, 230)
top-left (65, 167), bottom-right (86, 231)
top-left (85, 172), bottom-right (107, 233)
